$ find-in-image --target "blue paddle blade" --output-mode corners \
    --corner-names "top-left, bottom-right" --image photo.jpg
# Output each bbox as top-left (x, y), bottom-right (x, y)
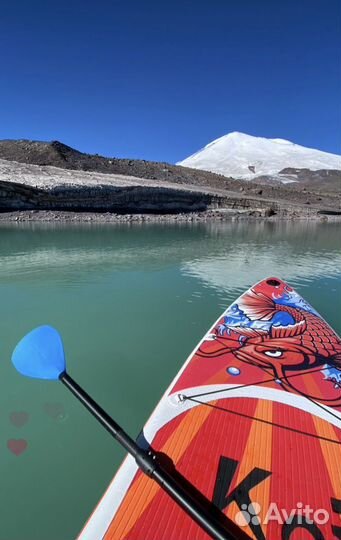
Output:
top-left (12, 326), bottom-right (66, 380)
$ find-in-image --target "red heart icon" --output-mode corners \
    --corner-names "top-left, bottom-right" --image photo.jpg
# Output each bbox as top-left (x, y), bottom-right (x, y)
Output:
top-left (7, 439), bottom-right (28, 456)
top-left (10, 411), bottom-right (29, 427)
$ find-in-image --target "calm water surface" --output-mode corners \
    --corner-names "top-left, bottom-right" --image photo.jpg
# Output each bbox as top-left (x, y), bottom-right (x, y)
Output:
top-left (0, 220), bottom-right (340, 540)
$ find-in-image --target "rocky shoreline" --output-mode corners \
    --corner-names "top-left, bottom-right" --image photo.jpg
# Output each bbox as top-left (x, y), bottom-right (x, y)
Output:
top-left (0, 208), bottom-right (338, 224)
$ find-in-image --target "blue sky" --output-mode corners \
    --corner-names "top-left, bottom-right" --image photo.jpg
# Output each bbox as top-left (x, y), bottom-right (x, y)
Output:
top-left (0, 0), bottom-right (340, 162)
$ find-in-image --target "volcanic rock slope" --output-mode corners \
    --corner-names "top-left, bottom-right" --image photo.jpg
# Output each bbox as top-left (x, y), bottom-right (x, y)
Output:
top-left (0, 137), bottom-right (340, 217)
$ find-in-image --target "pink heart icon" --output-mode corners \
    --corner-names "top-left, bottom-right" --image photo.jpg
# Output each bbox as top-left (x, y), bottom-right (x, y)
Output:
top-left (43, 402), bottom-right (66, 421)
top-left (10, 411), bottom-right (29, 427)
top-left (7, 439), bottom-right (28, 456)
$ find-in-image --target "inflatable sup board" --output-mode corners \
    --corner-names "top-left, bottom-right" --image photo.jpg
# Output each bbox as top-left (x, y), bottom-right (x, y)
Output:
top-left (79, 277), bottom-right (341, 540)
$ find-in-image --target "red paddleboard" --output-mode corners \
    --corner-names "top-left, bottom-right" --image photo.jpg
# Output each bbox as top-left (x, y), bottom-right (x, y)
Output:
top-left (79, 277), bottom-right (341, 540)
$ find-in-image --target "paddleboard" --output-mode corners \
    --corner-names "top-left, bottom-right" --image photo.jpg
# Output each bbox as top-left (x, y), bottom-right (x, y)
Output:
top-left (79, 277), bottom-right (341, 540)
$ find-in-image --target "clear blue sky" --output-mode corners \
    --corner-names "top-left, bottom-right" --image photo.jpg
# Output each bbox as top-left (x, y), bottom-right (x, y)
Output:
top-left (0, 0), bottom-right (340, 162)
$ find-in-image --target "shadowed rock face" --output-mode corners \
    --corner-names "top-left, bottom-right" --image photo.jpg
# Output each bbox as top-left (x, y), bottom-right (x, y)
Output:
top-left (2, 178), bottom-right (338, 220)
top-left (0, 180), bottom-right (217, 213)
top-left (0, 179), bottom-right (283, 215)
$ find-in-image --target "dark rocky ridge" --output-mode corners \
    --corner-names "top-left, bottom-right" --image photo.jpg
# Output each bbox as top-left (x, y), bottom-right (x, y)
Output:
top-left (0, 139), bottom-right (238, 187)
top-left (0, 139), bottom-right (340, 218)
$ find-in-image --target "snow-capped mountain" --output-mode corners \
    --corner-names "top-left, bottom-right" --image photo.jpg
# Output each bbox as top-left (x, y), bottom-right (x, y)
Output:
top-left (177, 132), bottom-right (341, 182)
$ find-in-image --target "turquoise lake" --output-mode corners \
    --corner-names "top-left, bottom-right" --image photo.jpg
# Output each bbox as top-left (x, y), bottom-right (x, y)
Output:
top-left (0, 220), bottom-right (340, 540)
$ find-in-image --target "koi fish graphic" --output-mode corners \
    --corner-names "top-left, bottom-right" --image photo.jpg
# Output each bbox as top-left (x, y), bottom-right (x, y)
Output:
top-left (201, 280), bottom-right (341, 408)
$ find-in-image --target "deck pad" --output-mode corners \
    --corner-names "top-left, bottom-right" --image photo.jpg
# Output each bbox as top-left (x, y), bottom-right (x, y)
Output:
top-left (79, 278), bottom-right (341, 540)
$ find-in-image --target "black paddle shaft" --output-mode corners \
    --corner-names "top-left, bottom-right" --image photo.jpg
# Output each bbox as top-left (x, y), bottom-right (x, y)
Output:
top-left (60, 372), bottom-right (249, 540)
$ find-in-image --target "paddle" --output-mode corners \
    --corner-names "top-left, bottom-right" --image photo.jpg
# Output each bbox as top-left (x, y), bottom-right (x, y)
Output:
top-left (12, 325), bottom-right (250, 540)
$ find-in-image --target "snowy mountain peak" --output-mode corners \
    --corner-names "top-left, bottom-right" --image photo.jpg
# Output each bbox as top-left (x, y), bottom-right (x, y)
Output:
top-left (177, 132), bottom-right (341, 182)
